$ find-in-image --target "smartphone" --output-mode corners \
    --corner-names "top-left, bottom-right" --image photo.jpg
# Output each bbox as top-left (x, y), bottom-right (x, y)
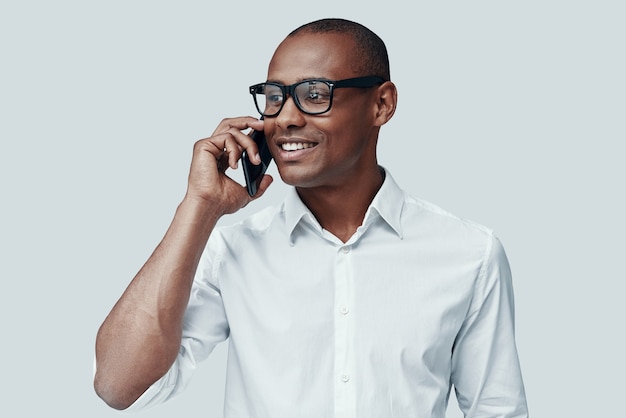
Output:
top-left (241, 126), bottom-right (272, 196)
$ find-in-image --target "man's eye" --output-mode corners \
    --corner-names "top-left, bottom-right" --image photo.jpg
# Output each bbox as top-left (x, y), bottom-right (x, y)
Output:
top-left (305, 90), bottom-right (329, 103)
top-left (267, 94), bottom-right (283, 104)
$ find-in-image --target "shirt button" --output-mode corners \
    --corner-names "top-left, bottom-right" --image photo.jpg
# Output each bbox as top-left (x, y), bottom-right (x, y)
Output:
top-left (341, 246), bottom-right (350, 254)
top-left (340, 373), bottom-right (350, 382)
top-left (339, 305), bottom-right (350, 315)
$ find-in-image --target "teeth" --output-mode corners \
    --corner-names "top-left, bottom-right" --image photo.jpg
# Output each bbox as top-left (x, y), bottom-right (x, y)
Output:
top-left (281, 142), bottom-right (315, 151)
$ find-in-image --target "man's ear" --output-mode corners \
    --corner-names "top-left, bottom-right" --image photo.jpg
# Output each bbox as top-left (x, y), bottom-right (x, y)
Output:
top-left (373, 81), bottom-right (398, 127)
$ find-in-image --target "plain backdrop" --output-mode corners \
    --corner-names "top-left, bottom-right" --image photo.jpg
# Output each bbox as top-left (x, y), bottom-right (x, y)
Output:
top-left (1, 1), bottom-right (624, 417)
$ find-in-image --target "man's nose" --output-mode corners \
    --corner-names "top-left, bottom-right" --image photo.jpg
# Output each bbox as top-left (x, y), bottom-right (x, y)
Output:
top-left (275, 94), bottom-right (305, 128)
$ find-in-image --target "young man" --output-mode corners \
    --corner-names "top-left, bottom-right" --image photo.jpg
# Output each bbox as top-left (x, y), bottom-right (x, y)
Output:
top-left (95, 18), bottom-right (528, 417)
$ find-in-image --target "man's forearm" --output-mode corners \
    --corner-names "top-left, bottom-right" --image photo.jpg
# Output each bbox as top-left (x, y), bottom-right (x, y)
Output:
top-left (94, 197), bottom-right (222, 410)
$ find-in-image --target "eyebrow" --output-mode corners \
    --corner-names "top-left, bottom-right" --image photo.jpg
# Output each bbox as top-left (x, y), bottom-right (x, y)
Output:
top-left (265, 76), bottom-right (332, 85)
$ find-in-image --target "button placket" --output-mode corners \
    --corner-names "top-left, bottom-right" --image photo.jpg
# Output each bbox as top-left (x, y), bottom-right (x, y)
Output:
top-left (333, 242), bottom-right (356, 417)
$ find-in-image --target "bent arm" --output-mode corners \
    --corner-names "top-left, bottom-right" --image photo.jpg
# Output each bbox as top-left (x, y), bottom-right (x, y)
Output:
top-left (94, 117), bottom-right (271, 409)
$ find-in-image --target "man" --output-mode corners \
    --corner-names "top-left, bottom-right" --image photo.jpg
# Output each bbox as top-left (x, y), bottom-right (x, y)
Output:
top-left (94, 18), bottom-right (528, 417)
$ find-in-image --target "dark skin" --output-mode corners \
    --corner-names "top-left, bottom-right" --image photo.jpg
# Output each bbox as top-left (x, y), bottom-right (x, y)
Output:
top-left (94, 31), bottom-right (397, 409)
top-left (266, 32), bottom-right (396, 241)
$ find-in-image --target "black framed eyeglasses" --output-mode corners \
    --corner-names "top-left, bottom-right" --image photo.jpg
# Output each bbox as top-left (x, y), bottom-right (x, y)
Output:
top-left (249, 76), bottom-right (386, 117)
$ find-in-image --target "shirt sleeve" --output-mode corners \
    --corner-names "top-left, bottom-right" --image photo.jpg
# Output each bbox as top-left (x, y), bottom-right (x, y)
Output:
top-left (450, 234), bottom-right (529, 417)
top-left (124, 232), bottom-right (231, 412)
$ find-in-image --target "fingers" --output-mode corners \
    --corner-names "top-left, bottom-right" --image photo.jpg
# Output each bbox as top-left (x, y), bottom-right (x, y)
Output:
top-left (222, 135), bottom-right (242, 170)
top-left (193, 117), bottom-right (265, 165)
top-left (211, 116), bottom-right (264, 137)
top-left (211, 117), bottom-right (264, 165)
top-left (191, 116), bottom-right (264, 179)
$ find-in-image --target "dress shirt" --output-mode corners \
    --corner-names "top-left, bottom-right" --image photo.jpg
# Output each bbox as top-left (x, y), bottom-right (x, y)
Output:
top-left (127, 168), bottom-right (528, 417)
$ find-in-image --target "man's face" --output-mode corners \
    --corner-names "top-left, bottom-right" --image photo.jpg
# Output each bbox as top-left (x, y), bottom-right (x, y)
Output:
top-left (264, 32), bottom-right (380, 190)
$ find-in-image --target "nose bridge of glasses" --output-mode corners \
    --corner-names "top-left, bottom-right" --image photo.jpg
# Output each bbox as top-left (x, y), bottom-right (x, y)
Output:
top-left (277, 85), bottom-right (302, 116)
top-left (286, 83), bottom-right (307, 110)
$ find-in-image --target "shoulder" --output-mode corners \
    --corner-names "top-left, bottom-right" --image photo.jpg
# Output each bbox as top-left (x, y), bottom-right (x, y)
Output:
top-left (212, 204), bottom-right (285, 243)
top-left (405, 193), bottom-right (493, 236)
top-left (376, 169), bottom-right (498, 253)
top-left (398, 192), bottom-right (501, 264)
top-left (401, 194), bottom-right (511, 290)
top-left (198, 204), bottom-right (285, 280)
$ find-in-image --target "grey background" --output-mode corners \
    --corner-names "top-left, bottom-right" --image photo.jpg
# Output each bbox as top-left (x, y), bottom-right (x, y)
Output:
top-left (1, 1), bottom-right (624, 417)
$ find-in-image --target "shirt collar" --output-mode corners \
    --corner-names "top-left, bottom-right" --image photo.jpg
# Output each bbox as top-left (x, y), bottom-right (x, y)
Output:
top-left (283, 187), bottom-right (320, 242)
top-left (282, 167), bottom-right (405, 244)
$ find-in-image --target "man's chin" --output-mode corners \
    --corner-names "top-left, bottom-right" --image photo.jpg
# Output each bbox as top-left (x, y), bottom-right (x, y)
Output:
top-left (275, 166), bottom-right (321, 189)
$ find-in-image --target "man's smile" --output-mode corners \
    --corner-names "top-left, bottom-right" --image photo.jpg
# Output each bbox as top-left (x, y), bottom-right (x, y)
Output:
top-left (280, 142), bottom-right (317, 151)
top-left (271, 136), bottom-right (320, 162)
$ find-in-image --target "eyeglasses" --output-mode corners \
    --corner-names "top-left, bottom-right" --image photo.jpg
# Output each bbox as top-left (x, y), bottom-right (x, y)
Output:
top-left (249, 76), bottom-right (386, 117)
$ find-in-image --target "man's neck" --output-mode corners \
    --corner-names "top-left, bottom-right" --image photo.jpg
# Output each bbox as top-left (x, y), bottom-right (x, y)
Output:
top-left (296, 166), bottom-right (385, 243)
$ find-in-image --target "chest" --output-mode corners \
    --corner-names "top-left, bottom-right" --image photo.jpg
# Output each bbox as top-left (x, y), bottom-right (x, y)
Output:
top-left (218, 232), bottom-right (481, 352)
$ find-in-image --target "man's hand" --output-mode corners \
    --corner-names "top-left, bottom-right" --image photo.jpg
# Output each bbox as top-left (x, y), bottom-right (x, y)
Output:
top-left (185, 116), bottom-right (273, 215)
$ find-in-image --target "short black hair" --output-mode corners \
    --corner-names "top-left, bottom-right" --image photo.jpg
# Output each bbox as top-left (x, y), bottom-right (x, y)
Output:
top-left (288, 18), bottom-right (390, 81)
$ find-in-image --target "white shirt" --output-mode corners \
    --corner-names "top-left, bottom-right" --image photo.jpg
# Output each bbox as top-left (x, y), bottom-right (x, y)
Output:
top-left (128, 169), bottom-right (528, 417)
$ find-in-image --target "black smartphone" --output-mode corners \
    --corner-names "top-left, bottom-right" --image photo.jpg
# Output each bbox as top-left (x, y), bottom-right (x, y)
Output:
top-left (241, 126), bottom-right (272, 196)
